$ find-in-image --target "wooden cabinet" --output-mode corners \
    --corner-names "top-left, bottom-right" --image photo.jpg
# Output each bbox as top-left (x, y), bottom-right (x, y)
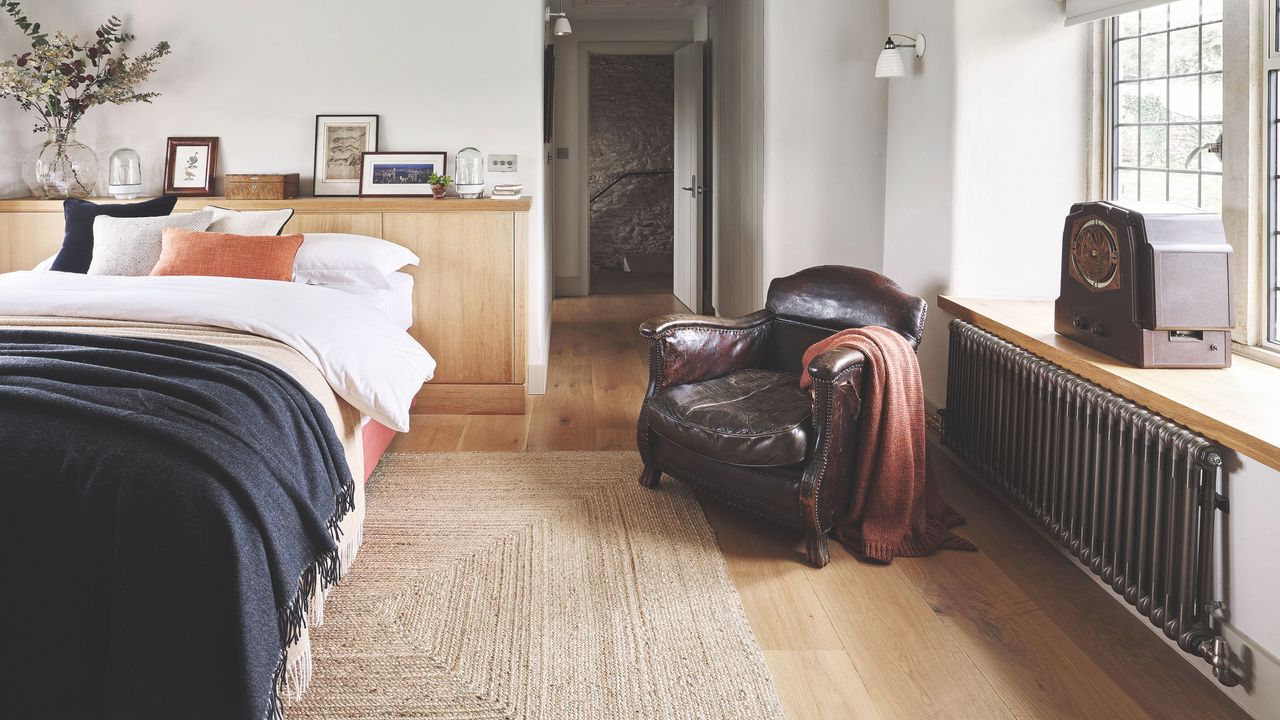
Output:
top-left (0, 196), bottom-right (531, 414)
top-left (0, 212), bottom-right (64, 273)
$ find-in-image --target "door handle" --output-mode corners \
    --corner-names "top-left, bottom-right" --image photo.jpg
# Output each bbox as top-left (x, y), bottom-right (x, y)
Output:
top-left (681, 174), bottom-right (703, 197)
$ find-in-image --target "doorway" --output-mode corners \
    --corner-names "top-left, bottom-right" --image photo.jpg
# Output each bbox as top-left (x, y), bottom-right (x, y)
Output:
top-left (574, 41), bottom-right (706, 311)
top-left (587, 54), bottom-right (675, 296)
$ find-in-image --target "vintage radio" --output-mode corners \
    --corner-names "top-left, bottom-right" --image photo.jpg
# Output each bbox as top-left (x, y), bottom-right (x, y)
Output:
top-left (1054, 200), bottom-right (1233, 368)
top-left (224, 173), bottom-right (300, 200)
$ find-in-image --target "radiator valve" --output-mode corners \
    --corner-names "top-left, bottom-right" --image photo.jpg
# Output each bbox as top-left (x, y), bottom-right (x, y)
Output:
top-left (1198, 637), bottom-right (1241, 687)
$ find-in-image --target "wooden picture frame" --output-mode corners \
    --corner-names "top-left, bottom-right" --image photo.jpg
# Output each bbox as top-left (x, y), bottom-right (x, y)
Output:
top-left (313, 114), bottom-right (379, 196)
top-left (162, 137), bottom-right (218, 196)
top-left (358, 151), bottom-right (448, 197)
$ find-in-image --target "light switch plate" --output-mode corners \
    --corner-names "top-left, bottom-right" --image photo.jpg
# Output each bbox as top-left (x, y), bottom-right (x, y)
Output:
top-left (488, 154), bottom-right (518, 172)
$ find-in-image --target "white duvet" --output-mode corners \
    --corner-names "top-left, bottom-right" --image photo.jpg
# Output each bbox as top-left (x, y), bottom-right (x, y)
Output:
top-left (0, 271), bottom-right (435, 431)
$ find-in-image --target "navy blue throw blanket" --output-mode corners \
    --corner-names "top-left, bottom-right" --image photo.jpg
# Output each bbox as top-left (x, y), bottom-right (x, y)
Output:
top-left (0, 330), bottom-right (355, 720)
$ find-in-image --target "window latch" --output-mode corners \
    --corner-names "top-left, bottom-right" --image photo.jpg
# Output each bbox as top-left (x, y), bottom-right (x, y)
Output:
top-left (1185, 132), bottom-right (1223, 168)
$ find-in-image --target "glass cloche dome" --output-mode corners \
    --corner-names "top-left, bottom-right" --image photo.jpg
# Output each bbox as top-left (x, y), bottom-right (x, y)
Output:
top-left (455, 147), bottom-right (485, 199)
top-left (107, 148), bottom-right (143, 199)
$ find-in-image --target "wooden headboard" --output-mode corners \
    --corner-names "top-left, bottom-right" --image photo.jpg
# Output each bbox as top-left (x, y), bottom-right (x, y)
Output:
top-left (0, 196), bottom-right (532, 415)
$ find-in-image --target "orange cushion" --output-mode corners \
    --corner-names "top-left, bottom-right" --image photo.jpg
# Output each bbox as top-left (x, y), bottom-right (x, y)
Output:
top-left (150, 229), bottom-right (303, 282)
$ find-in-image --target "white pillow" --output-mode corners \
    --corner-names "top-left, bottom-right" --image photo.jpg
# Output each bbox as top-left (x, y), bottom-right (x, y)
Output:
top-left (87, 211), bottom-right (215, 276)
top-left (294, 233), bottom-right (419, 290)
top-left (33, 254), bottom-right (57, 271)
top-left (322, 271), bottom-right (415, 330)
top-left (203, 205), bottom-right (294, 235)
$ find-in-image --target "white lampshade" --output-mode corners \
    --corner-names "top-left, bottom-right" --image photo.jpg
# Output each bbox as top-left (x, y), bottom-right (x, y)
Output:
top-left (875, 47), bottom-right (906, 79)
top-left (553, 16), bottom-right (572, 36)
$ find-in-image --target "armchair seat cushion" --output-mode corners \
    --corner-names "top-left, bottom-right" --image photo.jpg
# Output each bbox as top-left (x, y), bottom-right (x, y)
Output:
top-left (646, 369), bottom-right (812, 468)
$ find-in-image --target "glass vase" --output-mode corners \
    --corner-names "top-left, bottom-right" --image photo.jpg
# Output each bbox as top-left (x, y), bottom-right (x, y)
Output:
top-left (23, 129), bottom-right (99, 199)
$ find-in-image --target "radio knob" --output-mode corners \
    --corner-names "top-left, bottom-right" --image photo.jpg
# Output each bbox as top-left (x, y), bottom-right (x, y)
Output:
top-left (1073, 316), bottom-right (1089, 330)
top-left (1090, 323), bottom-right (1108, 337)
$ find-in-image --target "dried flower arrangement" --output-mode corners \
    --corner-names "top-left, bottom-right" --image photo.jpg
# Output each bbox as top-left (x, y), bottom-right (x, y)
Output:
top-left (0, 2), bottom-right (171, 197)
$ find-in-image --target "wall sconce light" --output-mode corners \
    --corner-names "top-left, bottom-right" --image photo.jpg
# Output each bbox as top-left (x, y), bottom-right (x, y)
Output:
top-left (546, 2), bottom-right (573, 37)
top-left (875, 33), bottom-right (926, 79)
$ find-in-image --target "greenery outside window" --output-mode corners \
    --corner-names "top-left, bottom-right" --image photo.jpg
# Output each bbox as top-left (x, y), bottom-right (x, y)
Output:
top-left (1110, 0), bottom-right (1224, 212)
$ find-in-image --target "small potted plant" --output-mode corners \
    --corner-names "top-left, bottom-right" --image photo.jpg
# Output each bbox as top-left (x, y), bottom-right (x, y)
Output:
top-left (428, 172), bottom-right (452, 199)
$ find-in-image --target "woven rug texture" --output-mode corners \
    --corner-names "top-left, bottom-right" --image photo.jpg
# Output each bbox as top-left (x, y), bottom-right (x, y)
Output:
top-left (291, 451), bottom-right (784, 720)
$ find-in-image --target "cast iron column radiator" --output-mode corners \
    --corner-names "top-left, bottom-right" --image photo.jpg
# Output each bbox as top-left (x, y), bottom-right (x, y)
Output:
top-left (941, 319), bottom-right (1239, 687)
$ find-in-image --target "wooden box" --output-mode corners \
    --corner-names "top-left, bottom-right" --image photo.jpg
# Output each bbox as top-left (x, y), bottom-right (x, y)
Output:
top-left (224, 173), bottom-right (300, 200)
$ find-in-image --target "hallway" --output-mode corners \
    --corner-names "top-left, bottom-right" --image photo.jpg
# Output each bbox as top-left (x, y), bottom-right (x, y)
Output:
top-left (390, 292), bottom-right (1247, 720)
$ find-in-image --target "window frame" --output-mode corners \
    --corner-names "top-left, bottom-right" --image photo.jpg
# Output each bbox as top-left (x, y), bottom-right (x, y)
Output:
top-left (1097, 0), bottom-right (1280, 363)
top-left (1266, 0), bottom-right (1280, 351)
top-left (1108, 7), bottom-right (1224, 209)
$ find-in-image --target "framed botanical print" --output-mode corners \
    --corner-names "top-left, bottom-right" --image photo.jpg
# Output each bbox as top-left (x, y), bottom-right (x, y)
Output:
top-left (358, 151), bottom-right (447, 197)
top-left (163, 137), bottom-right (218, 196)
top-left (313, 114), bottom-right (379, 196)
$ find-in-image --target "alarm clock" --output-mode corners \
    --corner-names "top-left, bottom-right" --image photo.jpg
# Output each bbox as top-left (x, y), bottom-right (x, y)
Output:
top-left (1054, 200), bottom-right (1234, 368)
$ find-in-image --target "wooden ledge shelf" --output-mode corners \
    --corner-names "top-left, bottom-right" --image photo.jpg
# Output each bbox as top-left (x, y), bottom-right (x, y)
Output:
top-left (0, 195), bottom-right (533, 213)
top-left (939, 296), bottom-right (1280, 473)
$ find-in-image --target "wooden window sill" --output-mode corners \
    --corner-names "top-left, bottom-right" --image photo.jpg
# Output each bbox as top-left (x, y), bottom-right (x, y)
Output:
top-left (939, 296), bottom-right (1280, 473)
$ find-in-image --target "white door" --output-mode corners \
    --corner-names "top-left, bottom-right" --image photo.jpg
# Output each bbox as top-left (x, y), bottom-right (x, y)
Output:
top-left (673, 42), bottom-right (705, 312)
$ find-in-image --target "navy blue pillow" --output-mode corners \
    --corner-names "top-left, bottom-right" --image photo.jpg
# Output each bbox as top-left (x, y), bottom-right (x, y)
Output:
top-left (50, 196), bottom-right (179, 273)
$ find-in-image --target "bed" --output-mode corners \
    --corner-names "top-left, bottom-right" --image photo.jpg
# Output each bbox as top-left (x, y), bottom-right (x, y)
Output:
top-left (0, 269), bottom-right (434, 719)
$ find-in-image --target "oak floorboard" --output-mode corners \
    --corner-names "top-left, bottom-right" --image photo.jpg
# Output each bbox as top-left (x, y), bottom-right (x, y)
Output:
top-left (387, 415), bottom-right (466, 452)
top-left (931, 446), bottom-right (1253, 720)
top-left (894, 539), bottom-right (1150, 720)
top-left (803, 543), bottom-right (1018, 720)
top-left (763, 650), bottom-right (885, 720)
top-left (702, 502), bottom-right (846, 652)
top-left (525, 363), bottom-right (595, 451)
top-left (455, 414), bottom-right (529, 452)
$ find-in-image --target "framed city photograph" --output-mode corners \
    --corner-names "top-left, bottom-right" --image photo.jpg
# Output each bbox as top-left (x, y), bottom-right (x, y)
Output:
top-left (313, 114), bottom-right (379, 196)
top-left (358, 151), bottom-right (448, 197)
top-left (162, 137), bottom-right (218, 196)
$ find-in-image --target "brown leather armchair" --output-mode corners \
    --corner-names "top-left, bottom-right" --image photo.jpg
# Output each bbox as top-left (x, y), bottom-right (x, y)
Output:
top-left (635, 266), bottom-right (927, 567)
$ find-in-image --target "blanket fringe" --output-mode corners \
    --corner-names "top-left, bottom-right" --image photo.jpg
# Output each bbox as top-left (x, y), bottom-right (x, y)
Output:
top-left (263, 482), bottom-right (363, 720)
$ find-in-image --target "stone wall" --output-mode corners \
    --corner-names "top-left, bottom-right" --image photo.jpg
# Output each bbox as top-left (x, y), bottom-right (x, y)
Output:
top-left (588, 55), bottom-right (674, 271)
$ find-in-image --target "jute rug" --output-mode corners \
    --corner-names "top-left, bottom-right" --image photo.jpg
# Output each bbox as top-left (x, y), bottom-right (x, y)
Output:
top-left (292, 451), bottom-right (784, 719)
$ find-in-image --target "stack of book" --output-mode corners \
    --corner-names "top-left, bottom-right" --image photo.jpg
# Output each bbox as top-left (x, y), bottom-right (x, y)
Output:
top-left (491, 183), bottom-right (523, 200)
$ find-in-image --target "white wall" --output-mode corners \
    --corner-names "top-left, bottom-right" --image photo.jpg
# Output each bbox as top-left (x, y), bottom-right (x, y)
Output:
top-left (708, 0), bottom-right (767, 318)
top-left (550, 19), bottom-right (695, 297)
top-left (0, 0), bottom-right (550, 390)
top-left (882, 0), bottom-right (958, 403)
top-left (761, 0), bottom-right (888, 295)
top-left (951, 0), bottom-right (1088, 299)
top-left (1217, 451), bottom-right (1280, 714)
top-left (883, 0), bottom-right (1089, 409)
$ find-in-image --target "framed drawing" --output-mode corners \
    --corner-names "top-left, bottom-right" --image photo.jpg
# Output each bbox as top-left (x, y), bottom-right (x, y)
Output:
top-left (313, 114), bottom-right (379, 196)
top-left (162, 137), bottom-right (218, 196)
top-left (358, 151), bottom-right (447, 197)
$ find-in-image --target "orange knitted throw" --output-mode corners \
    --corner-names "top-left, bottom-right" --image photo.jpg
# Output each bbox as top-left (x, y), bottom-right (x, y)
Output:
top-left (800, 326), bottom-right (976, 563)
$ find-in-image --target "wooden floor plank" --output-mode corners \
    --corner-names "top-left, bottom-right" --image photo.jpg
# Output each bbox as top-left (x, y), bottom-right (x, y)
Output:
top-left (763, 650), bottom-right (885, 720)
top-left (525, 363), bottom-right (595, 451)
top-left (387, 415), bottom-right (465, 452)
top-left (931, 446), bottom-right (1253, 720)
top-left (702, 502), bottom-right (846, 652)
top-left (455, 414), bottom-right (529, 452)
top-left (895, 541), bottom-right (1151, 720)
top-left (803, 543), bottom-right (1018, 720)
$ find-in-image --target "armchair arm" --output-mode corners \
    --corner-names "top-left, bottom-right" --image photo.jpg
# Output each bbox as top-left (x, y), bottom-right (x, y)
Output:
top-left (800, 346), bottom-right (866, 566)
top-left (806, 346), bottom-right (867, 385)
top-left (639, 309), bottom-right (774, 391)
